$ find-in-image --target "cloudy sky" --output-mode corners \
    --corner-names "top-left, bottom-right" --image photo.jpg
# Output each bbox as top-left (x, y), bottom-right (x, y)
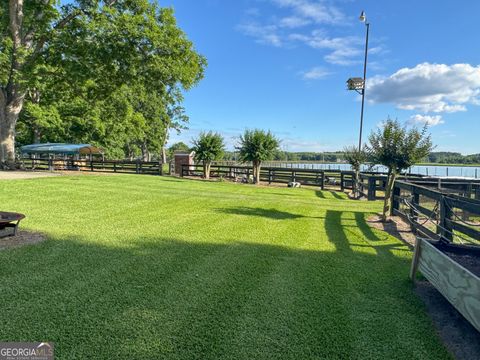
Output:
top-left (162, 0), bottom-right (480, 154)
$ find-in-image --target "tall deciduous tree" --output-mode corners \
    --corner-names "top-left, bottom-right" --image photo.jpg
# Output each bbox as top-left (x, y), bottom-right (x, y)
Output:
top-left (191, 131), bottom-right (225, 179)
top-left (237, 129), bottom-right (279, 185)
top-left (0, 0), bottom-right (206, 165)
top-left (365, 118), bottom-right (433, 221)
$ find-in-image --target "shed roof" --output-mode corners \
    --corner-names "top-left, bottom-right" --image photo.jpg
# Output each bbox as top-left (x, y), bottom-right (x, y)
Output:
top-left (20, 143), bottom-right (103, 155)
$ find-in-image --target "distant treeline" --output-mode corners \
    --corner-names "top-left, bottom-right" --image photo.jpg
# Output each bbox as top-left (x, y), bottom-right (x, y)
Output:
top-left (426, 152), bottom-right (480, 164)
top-left (168, 142), bottom-right (480, 164)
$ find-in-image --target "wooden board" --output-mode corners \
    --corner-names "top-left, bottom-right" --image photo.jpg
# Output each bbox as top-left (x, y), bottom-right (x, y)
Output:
top-left (412, 238), bottom-right (480, 332)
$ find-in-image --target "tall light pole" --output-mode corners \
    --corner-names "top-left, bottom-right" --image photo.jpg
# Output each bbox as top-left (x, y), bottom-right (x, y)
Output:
top-left (347, 11), bottom-right (370, 152)
top-left (358, 10), bottom-right (369, 151)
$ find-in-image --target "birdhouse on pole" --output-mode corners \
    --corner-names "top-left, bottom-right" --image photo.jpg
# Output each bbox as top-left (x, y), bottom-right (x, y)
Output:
top-left (347, 77), bottom-right (365, 93)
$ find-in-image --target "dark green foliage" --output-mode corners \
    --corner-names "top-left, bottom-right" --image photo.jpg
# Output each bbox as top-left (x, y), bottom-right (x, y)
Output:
top-left (168, 142), bottom-right (190, 159)
top-left (192, 131), bottom-right (225, 179)
top-left (237, 129), bottom-right (280, 184)
top-left (2, 0), bottom-right (206, 160)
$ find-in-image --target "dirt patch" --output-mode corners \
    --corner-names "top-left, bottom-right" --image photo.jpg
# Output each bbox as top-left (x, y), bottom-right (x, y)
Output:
top-left (0, 171), bottom-right (59, 180)
top-left (366, 214), bottom-right (416, 248)
top-left (0, 230), bottom-right (47, 250)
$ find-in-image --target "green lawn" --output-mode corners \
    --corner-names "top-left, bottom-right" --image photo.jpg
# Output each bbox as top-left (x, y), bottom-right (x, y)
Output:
top-left (0, 174), bottom-right (450, 359)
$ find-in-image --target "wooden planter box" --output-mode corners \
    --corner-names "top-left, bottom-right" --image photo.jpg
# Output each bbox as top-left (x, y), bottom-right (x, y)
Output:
top-left (411, 238), bottom-right (480, 332)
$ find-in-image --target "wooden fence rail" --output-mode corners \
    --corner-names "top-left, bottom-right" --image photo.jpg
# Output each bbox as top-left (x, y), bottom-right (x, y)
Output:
top-left (392, 180), bottom-right (480, 244)
top-left (19, 158), bottom-right (163, 176)
top-left (182, 164), bottom-right (355, 191)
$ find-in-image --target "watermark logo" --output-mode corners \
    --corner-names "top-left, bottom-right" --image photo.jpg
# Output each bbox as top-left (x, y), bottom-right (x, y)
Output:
top-left (0, 342), bottom-right (54, 360)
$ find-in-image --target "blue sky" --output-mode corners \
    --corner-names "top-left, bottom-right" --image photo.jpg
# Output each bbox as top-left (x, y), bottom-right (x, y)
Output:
top-left (160, 0), bottom-right (480, 154)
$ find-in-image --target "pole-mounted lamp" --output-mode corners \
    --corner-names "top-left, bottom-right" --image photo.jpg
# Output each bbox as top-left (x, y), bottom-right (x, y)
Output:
top-left (347, 10), bottom-right (370, 151)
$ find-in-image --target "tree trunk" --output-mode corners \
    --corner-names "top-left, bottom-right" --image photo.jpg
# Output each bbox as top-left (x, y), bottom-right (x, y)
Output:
top-left (354, 169), bottom-right (360, 199)
top-left (203, 161), bottom-right (211, 179)
top-left (382, 170), bottom-right (397, 222)
top-left (33, 125), bottom-right (41, 143)
top-left (0, 91), bottom-right (24, 167)
top-left (161, 146), bottom-right (167, 164)
top-left (255, 162), bottom-right (261, 184)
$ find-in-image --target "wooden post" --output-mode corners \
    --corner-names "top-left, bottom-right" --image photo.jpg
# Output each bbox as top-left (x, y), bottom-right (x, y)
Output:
top-left (409, 238), bottom-right (422, 281)
top-left (439, 196), bottom-right (453, 242)
top-left (114, 162), bottom-right (117, 173)
top-left (90, 160), bottom-right (94, 172)
top-left (320, 171), bottom-right (325, 190)
top-left (391, 184), bottom-right (401, 216)
top-left (367, 176), bottom-right (376, 201)
top-left (268, 169), bottom-right (272, 184)
top-left (340, 172), bottom-right (345, 191)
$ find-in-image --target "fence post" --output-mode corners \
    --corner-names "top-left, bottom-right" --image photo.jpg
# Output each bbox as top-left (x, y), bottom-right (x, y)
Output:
top-left (367, 176), bottom-right (376, 201)
top-left (340, 172), bottom-right (344, 191)
top-left (159, 162), bottom-right (163, 176)
top-left (90, 159), bottom-right (94, 172)
top-left (391, 184), bottom-right (400, 216)
top-left (410, 189), bottom-right (420, 234)
top-left (320, 171), bottom-right (325, 190)
top-left (48, 157), bottom-right (53, 171)
top-left (268, 169), bottom-right (272, 184)
top-left (438, 196), bottom-right (453, 242)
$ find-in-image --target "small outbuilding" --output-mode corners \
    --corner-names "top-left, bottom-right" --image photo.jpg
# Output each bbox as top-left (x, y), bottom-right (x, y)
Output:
top-left (174, 151), bottom-right (195, 175)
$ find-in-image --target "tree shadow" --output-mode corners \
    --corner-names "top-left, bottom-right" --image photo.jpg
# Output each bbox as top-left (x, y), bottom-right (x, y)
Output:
top-left (215, 207), bottom-right (323, 220)
top-left (354, 212), bottom-right (412, 255)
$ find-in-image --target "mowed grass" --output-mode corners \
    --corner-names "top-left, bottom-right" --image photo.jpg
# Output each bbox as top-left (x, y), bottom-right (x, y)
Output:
top-left (0, 174), bottom-right (450, 359)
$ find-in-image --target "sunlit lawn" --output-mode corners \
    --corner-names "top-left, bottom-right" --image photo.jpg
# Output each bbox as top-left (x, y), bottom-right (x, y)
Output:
top-left (0, 174), bottom-right (450, 359)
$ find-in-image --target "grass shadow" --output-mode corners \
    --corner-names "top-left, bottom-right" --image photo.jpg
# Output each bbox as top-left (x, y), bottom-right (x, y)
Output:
top-left (216, 206), bottom-right (311, 220)
top-left (0, 235), bottom-right (449, 359)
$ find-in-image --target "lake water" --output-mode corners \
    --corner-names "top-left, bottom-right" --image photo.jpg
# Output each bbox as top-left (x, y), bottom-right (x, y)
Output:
top-left (264, 162), bottom-right (480, 178)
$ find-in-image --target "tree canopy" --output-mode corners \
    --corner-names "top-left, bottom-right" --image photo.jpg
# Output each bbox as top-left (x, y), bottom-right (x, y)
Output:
top-left (237, 129), bottom-right (279, 184)
top-left (1, 0), bottom-right (206, 163)
top-left (365, 118), bottom-right (433, 221)
top-left (191, 131), bottom-right (225, 179)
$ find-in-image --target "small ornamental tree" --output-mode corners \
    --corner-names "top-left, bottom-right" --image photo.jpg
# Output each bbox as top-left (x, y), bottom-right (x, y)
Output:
top-left (237, 129), bottom-right (279, 184)
top-left (365, 118), bottom-right (433, 222)
top-left (343, 145), bottom-right (366, 198)
top-left (192, 132), bottom-right (225, 179)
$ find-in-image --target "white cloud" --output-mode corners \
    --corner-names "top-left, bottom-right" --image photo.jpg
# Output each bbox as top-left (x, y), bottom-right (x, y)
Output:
top-left (279, 16), bottom-right (311, 28)
top-left (368, 63), bottom-right (480, 113)
top-left (237, 23), bottom-right (282, 47)
top-left (289, 31), bottom-right (362, 65)
top-left (272, 0), bottom-right (345, 25)
top-left (301, 66), bottom-right (330, 80)
top-left (238, 1), bottom-right (381, 67)
top-left (408, 114), bottom-right (444, 126)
